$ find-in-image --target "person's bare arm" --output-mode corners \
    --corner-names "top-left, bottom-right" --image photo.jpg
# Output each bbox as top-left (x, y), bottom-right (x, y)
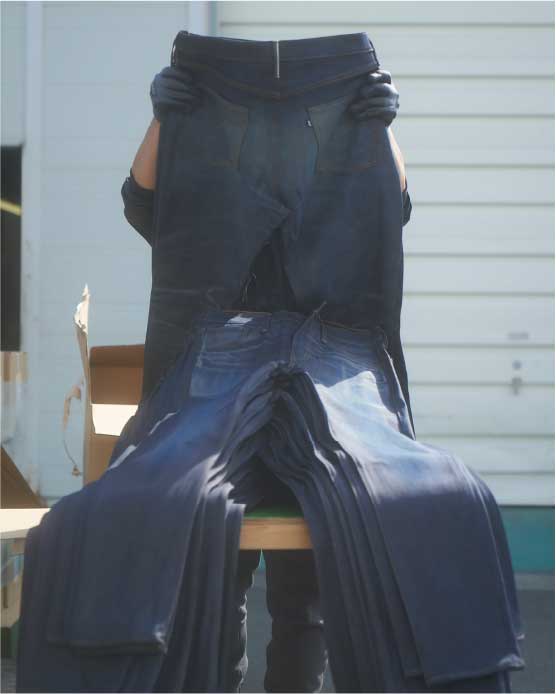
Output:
top-left (130, 117), bottom-right (160, 191)
top-left (387, 125), bottom-right (412, 226)
top-left (387, 126), bottom-right (407, 192)
top-left (120, 118), bottom-right (160, 244)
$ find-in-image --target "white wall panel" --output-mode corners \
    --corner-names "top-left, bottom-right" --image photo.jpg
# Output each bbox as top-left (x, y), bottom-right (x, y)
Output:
top-left (1, 2), bottom-right (26, 145)
top-left (32, 1), bottom-right (190, 499)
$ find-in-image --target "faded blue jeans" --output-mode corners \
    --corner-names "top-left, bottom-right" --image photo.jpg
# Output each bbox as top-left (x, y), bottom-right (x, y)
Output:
top-left (17, 307), bottom-right (524, 692)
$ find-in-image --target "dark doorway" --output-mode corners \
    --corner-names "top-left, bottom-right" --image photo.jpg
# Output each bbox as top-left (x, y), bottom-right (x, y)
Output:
top-left (1, 146), bottom-right (22, 351)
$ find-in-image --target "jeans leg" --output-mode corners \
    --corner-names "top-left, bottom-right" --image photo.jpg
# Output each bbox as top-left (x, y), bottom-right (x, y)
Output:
top-left (263, 549), bottom-right (328, 693)
top-left (227, 549), bottom-right (262, 693)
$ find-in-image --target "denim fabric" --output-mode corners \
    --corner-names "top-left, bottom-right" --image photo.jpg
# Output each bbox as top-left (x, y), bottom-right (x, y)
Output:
top-left (17, 31), bottom-right (524, 694)
top-left (17, 306), bottom-right (524, 692)
top-left (140, 30), bottom-right (415, 438)
top-left (121, 166), bottom-right (411, 247)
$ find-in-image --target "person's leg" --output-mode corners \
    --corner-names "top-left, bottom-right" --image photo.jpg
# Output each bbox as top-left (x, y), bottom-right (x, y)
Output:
top-left (226, 549), bottom-right (262, 693)
top-left (263, 548), bottom-right (328, 693)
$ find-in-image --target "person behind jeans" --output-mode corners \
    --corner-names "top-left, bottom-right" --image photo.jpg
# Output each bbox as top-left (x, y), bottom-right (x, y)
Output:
top-left (120, 61), bottom-right (412, 693)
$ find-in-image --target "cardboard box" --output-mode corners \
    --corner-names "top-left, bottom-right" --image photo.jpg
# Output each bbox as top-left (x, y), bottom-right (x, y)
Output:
top-left (74, 286), bottom-right (143, 484)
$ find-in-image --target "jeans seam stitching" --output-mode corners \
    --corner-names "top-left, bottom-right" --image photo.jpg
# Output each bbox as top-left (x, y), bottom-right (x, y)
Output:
top-left (176, 46), bottom-right (376, 64)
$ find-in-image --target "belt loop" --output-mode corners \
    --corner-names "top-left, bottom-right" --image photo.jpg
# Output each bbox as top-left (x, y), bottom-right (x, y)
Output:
top-left (313, 299), bottom-right (327, 318)
top-left (378, 325), bottom-right (389, 350)
top-left (195, 325), bottom-right (208, 366)
top-left (204, 288), bottom-right (223, 310)
top-left (274, 40), bottom-right (280, 79)
top-left (316, 300), bottom-right (328, 344)
top-left (319, 320), bottom-right (328, 344)
top-left (287, 300), bottom-right (328, 367)
top-left (259, 314), bottom-right (271, 334)
top-left (242, 272), bottom-right (256, 305)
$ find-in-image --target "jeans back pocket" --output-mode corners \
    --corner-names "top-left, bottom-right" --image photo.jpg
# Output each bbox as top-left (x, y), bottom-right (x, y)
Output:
top-left (183, 83), bottom-right (250, 171)
top-left (307, 90), bottom-right (382, 174)
top-left (190, 321), bottom-right (268, 399)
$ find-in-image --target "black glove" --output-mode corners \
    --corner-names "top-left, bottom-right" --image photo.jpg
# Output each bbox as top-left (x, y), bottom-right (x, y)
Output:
top-left (149, 65), bottom-right (202, 122)
top-left (348, 69), bottom-right (400, 126)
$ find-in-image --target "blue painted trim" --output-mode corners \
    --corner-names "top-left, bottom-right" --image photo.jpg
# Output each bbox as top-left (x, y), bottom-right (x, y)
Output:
top-left (500, 506), bottom-right (554, 573)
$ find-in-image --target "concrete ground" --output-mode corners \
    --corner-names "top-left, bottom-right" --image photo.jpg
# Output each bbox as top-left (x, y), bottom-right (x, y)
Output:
top-left (240, 569), bottom-right (554, 694)
top-left (2, 571), bottom-right (553, 693)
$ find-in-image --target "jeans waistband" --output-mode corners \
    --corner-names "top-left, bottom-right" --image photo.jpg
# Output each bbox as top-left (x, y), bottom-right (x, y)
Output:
top-left (196, 308), bottom-right (388, 347)
top-left (173, 30), bottom-right (377, 64)
top-left (171, 31), bottom-right (380, 99)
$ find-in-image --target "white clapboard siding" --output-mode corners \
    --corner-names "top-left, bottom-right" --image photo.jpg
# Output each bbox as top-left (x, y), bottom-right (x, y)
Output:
top-left (405, 347), bottom-right (553, 384)
top-left (217, 2), bottom-right (555, 506)
top-left (399, 118), bottom-right (554, 166)
top-left (218, 1), bottom-right (553, 26)
top-left (417, 438), bottom-right (554, 505)
top-left (405, 257), bottom-right (553, 294)
top-left (406, 167), bottom-right (553, 204)
top-left (403, 207), bottom-right (554, 256)
top-left (400, 78), bottom-right (554, 118)
top-left (402, 296), bottom-right (553, 345)
top-left (409, 385), bottom-right (553, 436)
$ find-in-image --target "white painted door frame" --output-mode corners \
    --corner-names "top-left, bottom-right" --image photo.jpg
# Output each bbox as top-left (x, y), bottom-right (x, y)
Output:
top-left (20, 0), bottom-right (43, 493)
top-left (187, 1), bottom-right (217, 35)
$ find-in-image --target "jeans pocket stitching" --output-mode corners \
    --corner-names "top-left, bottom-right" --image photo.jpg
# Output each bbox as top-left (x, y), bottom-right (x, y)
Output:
top-left (198, 84), bottom-right (250, 171)
top-left (198, 323), bottom-right (263, 360)
top-left (307, 97), bottom-right (381, 174)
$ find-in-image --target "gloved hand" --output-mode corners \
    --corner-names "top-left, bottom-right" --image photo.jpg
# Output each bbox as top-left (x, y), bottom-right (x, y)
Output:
top-left (348, 69), bottom-right (400, 126)
top-left (149, 65), bottom-right (202, 122)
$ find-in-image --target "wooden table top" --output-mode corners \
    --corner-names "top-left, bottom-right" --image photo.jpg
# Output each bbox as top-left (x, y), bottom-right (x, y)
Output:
top-left (0, 505), bottom-right (312, 550)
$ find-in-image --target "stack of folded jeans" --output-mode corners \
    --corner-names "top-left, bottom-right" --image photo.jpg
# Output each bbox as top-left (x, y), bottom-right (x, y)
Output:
top-left (17, 307), bottom-right (525, 692)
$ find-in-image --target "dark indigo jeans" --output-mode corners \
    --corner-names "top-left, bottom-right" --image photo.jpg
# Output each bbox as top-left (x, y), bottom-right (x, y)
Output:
top-left (143, 30), bottom-right (414, 434)
top-left (138, 31), bottom-right (410, 693)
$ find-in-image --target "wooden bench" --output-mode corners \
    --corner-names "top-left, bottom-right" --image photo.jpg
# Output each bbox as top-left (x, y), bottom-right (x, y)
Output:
top-left (0, 505), bottom-right (312, 553)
